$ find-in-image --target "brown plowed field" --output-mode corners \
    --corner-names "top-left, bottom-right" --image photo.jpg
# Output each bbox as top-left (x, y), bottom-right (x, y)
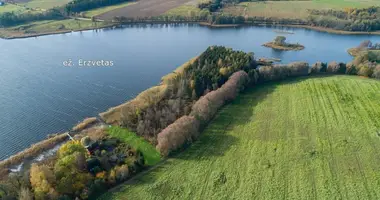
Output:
top-left (98, 0), bottom-right (193, 20)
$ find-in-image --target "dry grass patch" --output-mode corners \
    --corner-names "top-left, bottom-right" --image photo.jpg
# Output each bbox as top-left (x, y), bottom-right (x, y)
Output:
top-left (72, 117), bottom-right (98, 132)
top-left (100, 58), bottom-right (197, 126)
top-left (0, 133), bottom-right (68, 170)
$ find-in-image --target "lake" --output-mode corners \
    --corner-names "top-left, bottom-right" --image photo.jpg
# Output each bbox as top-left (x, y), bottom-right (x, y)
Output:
top-left (0, 24), bottom-right (379, 160)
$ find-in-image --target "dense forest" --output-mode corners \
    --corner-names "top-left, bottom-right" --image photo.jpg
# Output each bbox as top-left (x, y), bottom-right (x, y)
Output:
top-left (187, 46), bottom-right (256, 97)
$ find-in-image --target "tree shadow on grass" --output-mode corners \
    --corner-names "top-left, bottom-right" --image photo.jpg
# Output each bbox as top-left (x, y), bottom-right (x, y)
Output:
top-left (98, 75), bottom-right (342, 194)
top-left (174, 74), bottom-right (341, 161)
top-left (173, 81), bottom-right (282, 161)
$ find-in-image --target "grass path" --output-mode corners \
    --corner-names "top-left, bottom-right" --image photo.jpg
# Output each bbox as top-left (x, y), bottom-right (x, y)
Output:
top-left (100, 75), bottom-right (380, 200)
top-left (107, 126), bottom-right (161, 166)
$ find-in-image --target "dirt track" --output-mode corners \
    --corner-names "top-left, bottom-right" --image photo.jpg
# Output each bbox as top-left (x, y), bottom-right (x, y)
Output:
top-left (97, 0), bottom-right (193, 20)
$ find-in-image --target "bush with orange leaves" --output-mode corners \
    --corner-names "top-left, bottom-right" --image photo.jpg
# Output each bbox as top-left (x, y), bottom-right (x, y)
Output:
top-left (156, 116), bottom-right (200, 156)
top-left (191, 71), bottom-right (249, 124)
top-left (157, 71), bottom-right (249, 156)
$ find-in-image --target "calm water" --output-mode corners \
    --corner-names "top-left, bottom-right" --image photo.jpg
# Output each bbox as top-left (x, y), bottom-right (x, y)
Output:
top-left (0, 24), bottom-right (379, 160)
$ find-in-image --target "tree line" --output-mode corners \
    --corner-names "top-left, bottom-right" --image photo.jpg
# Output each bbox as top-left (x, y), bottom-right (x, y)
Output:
top-left (64, 0), bottom-right (131, 14)
top-left (0, 0), bottom-right (131, 28)
top-left (1, 45), bottom-right (379, 199)
top-left (307, 7), bottom-right (380, 31)
top-left (100, 46), bottom-right (258, 146)
top-left (0, 9), bottom-right (64, 27)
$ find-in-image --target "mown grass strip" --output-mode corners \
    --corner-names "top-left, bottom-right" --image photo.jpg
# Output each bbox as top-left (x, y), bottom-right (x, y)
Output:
top-left (107, 126), bottom-right (161, 166)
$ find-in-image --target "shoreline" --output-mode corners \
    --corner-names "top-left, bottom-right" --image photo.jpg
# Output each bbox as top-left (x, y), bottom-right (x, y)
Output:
top-left (262, 42), bottom-right (305, 51)
top-left (0, 117), bottom-right (102, 175)
top-left (0, 20), bottom-right (378, 172)
top-left (0, 23), bottom-right (118, 40)
top-left (1, 21), bottom-right (380, 40)
top-left (279, 24), bottom-right (380, 35)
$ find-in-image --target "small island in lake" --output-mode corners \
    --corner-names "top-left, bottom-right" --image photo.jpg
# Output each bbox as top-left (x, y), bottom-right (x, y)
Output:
top-left (263, 36), bottom-right (305, 51)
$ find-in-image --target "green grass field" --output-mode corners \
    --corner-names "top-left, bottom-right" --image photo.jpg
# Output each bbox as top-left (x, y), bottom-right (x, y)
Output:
top-left (223, 0), bottom-right (380, 19)
top-left (100, 75), bottom-right (380, 199)
top-left (0, 19), bottom-right (113, 39)
top-left (107, 126), bottom-right (161, 166)
top-left (164, 0), bottom-right (380, 19)
top-left (0, 4), bottom-right (26, 14)
top-left (21, 0), bottom-right (72, 10)
top-left (162, 5), bottom-right (206, 17)
top-left (83, 2), bottom-right (136, 18)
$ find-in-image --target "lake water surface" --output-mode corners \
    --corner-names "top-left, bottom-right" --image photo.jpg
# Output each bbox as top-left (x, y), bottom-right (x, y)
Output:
top-left (0, 24), bottom-right (379, 160)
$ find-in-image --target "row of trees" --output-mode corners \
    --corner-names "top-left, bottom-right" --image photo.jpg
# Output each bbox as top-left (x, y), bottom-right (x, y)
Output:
top-left (157, 57), bottom-right (380, 156)
top-left (310, 61), bottom-right (380, 78)
top-left (0, 9), bottom-right (64, 27)
top-left (307, 7), bottom-right (380, 31)
top-left (198, 0), bottom-right (240, 12)
top-left (157, 71), bottom-right (250, 156)
top-left (101, 46), bottom-right (258, 144)
top-left (112, 14), bottom-right (246, 25)
top-left (0, 0), bottom-right (131, 27)
top-left (258, 62), bottom-right (309, 82)
top-left (65, 0), bottom-right (130, 14)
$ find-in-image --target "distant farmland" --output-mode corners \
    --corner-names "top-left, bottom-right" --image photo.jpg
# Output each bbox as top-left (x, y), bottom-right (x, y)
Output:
top-left (223, 0), bottom-right (380, 19)
top-left (101, 75), bottom-right (380, 199)
top-left (97, 0), bottom-right (194, 20)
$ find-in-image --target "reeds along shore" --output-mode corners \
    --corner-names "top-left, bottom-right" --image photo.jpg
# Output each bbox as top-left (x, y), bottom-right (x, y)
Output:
top-left (1, 46), bottom-right (379, 175)
top-left (0, 117), bottom-right (100, 174)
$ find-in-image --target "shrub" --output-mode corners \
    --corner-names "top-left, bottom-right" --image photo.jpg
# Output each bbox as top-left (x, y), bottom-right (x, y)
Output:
top-left (357, 65), bottom-right (374, 77)
top-left (81, 136), bottom-right (92, 147)
top-left (157, 71), bottom-right (249, 156)
top-left (346, 62), bottom-right (358, 75)
top-left (156, 116), bottom-right (200, 156)
top-left (327, 61), bottom-right (340, 73)
top-left (247, 69), bottom-right (259, 84)
top-left (19, 187), bottom-right (33, 200)
top-left (190, 90), bottom-right (225, 123)
top-left (54, 142), bottom-right (92, 197)
top-left (191, 71), bottom-right (249, 123)
top-left (114, 165), bottom-right (129, 182)
top-left (310, 62), bottom-right (323, 74)
top-left (258, 65), bottom-right (289, 82)
top-left (87, 179), bottom-right (107, 199)
top-left (287, 62), bottom-right (309, 77)
top-left (371, 65), bottom-right (380, 79)
top-left (58, 141), bottom-right (87, 158)
top-left (219, 71), bottom-right (250, 101)
top-left (30, 164), bottom-right (58, 199)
